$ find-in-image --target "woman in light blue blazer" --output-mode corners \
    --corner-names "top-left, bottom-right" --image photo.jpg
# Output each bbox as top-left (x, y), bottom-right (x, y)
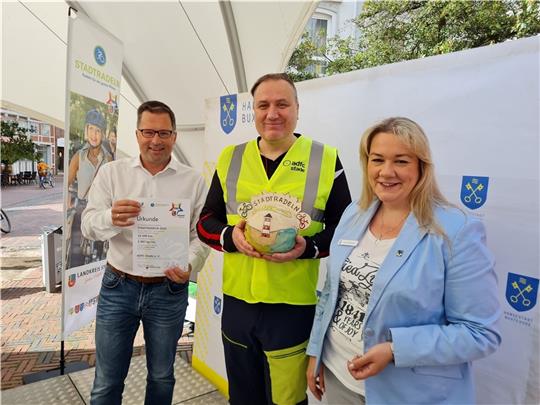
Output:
top-left (306, 117), bottom-right (501, 404)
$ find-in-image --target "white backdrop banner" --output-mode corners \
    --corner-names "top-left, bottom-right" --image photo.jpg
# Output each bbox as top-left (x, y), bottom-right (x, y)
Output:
top-left (194, 36), bottom-right (539, 403)
top-left (192, 93), bottom-right (256, 394)
top-left (62, 12), bottom-right (123, 339)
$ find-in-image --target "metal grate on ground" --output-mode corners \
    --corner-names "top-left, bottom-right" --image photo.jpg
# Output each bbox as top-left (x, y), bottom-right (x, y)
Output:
top-left (1, 355), bottom-right (227, 405)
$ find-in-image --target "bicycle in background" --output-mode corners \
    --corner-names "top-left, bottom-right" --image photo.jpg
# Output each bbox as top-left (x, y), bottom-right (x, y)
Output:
top-left (1, 209), bottom-right (11, 234)
top-left (40, 171), bottom-right (55, 189)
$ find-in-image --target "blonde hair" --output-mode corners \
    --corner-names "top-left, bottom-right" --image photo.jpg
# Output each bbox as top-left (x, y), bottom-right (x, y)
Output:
top-left (359, 117), bottom-right (450, 236)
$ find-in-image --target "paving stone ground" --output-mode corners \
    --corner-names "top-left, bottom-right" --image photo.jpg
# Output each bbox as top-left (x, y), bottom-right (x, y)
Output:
top-left (1, 178), bottom-right (193, 390)
top-left (1, 266), bottom-right (194, 390)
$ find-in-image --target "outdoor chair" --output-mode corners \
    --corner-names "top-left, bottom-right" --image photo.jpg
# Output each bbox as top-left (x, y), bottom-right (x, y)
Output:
top-left (22, 171), bottom-right (32, 184)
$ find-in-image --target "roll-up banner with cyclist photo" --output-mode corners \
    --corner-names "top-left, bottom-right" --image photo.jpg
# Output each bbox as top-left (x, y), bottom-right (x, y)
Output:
top-left (62, 12), bottom-right (123, 339)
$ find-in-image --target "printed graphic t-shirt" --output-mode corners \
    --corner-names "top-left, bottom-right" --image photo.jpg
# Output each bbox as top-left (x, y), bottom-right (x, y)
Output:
top-left (321, 229), bottom-right (394, 394)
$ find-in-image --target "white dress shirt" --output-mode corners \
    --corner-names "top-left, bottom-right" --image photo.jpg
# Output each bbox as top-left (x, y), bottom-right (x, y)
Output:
top-left (81, 156), bottom-right (209, 276)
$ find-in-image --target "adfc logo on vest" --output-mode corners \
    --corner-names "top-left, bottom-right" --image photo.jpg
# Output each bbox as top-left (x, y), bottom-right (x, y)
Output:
top-left (283, 159), bottom-right (306, 173)
top-left (220, 94), bottom-right (237, 134)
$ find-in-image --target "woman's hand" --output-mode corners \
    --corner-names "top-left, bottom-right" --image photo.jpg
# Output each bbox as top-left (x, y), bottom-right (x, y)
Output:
top-left (306, 356), bottom-right (325, 401)
top-left (348, 342), bottom-right (393, 380)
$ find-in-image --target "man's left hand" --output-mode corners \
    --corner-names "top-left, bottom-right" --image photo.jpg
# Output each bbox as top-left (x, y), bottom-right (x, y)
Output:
top-left (164, 265), bottom-right (192, 284)
top-left (262, 235), bottom-right (306, 263)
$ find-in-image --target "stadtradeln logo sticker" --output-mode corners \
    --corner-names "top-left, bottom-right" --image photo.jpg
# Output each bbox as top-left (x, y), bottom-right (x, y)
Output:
top-left (94, 45), bottom-right (106, 66)
top-left (220, 94), bottom-right (237, 134)
top-left (460, 176), bottom-right (489, 210)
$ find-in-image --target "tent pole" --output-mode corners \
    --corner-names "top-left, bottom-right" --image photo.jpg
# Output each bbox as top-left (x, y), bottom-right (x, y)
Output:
top-left (219, 0), bottom-right (247, 93)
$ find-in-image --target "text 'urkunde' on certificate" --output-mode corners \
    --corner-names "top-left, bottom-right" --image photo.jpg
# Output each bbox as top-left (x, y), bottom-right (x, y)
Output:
top-left (133, 198), bottom-right (190, 277)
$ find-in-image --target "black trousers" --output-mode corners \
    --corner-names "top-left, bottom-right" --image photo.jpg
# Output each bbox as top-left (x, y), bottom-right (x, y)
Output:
top-left (221, 294), bottom-right (315, 405)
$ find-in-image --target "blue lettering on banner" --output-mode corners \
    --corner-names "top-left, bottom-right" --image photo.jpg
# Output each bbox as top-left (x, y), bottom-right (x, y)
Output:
top-left (241, 100), bottom-right (255, 124)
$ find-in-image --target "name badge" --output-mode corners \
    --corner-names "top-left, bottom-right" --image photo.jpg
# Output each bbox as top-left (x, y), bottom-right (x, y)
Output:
top-left (338, 239), bottom-right (358, 247)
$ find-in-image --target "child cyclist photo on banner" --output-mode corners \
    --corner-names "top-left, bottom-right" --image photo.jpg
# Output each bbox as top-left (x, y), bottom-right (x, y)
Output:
top-left (66, 93), bottom-right (117, 270)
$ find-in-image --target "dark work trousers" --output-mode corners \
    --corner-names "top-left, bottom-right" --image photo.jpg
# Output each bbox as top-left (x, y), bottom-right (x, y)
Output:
top-left (221, 294), bottom-right (315, 405)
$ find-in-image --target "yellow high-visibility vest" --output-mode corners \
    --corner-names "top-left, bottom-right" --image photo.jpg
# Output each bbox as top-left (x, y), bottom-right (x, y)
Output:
top-left (216, 136), bottom-right (337, 304)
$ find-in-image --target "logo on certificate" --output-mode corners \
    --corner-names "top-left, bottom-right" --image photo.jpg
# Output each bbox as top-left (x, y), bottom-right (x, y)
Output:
top-left (169, 203), bottom-right (185, 218)
top-left (506, 272), bottom-right (538, 312)
top-left (220, 94), bottom-right (236, 134)
top-left (460, 176), bottom-right (489, 210)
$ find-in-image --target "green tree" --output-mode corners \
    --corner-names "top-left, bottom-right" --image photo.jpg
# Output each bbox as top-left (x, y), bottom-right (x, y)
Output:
top-left (286, 32), bottom-right (324, 82)
top-left (288, 0), bottom-right (540, 80)
top-left (286, 33), bottom-right (317, 81)
top-left (0, 121), bottom-right (40, 165)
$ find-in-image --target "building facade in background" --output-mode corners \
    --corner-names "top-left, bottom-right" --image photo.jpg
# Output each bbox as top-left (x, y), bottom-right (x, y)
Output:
top-left (304, 1), bottom-right (362, 76)
top-left (1, 108), bottom-right (64, 175)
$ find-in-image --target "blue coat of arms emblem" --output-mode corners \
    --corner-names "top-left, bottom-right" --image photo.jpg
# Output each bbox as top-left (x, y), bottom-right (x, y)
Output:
top-left (213, 296), bottom-right (222, 315)
top-left (220, 94), bottom-right (237, 134)
top-left (460, 176), bottom-right (489, 209)
top-left (506, 272), bottom-right (538, 312)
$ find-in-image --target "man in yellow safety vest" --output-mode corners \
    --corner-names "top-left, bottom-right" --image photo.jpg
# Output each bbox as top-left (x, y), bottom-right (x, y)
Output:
top-left (197, 73), bottom-right (351, 405)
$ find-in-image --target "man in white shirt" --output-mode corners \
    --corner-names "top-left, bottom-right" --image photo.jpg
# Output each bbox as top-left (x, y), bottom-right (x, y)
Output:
top-left (82, 100), bottom-right (209, 405)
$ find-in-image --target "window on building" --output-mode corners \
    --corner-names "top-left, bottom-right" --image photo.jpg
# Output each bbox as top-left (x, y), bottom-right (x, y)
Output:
top-left (305, 12), bottom-right (334, 76)
top-left (42, 124), bottom-right (51, 137)
top-left (29, 121), bottom-right (38, 134)
top-left (306, 17), bottom-right (328, 51)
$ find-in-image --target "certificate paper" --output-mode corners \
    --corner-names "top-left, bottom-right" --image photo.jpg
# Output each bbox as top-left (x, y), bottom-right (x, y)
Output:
top-left (133, 198), bottom-right (190, 276)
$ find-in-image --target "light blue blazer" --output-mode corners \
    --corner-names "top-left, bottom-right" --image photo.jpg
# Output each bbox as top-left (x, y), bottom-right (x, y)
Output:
top-left (306, 200), bottom-right (501, 404)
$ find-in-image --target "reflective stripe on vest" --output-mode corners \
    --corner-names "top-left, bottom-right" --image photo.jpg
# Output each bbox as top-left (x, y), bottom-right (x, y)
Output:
top-left (225, 142), bottom-right (246, 216)
top-left (302, 141), bottom-right (324, 222)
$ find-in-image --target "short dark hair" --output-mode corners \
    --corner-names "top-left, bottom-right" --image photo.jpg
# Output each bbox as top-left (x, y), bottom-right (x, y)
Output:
top-left (250, 73), bottom-right (298, 102)
top-left (137, 101), bottom-right (176, 129)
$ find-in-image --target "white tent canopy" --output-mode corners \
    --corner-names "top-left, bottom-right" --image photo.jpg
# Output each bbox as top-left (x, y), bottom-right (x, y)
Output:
top-left (2, 0), bottom-right (316, 161)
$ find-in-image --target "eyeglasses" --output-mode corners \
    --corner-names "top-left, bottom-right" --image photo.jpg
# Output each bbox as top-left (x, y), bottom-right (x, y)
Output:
top-left (137, 129), bottom-right (175, 139)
